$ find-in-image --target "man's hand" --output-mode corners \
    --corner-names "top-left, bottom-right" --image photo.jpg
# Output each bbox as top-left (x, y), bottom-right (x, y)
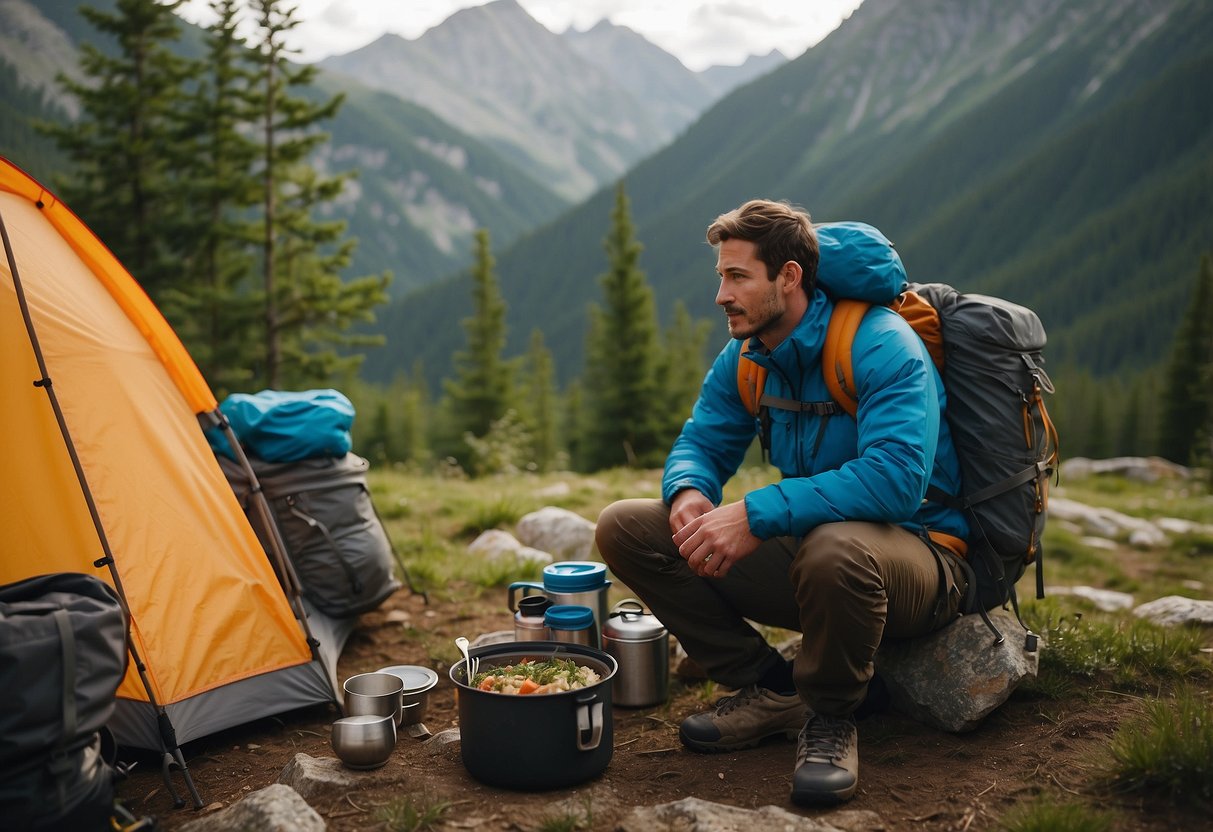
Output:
top-left (668, 488), bottom-right (714, 536)
top-left (672, 499), bottom-right (761, 579)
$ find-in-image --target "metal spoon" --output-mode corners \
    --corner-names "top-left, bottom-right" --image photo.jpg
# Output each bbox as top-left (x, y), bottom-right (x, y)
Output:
top-left (455, 636), bottom-right (478, 683)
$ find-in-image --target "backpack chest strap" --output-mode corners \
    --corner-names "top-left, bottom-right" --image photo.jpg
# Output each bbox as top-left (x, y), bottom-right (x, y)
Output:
top-left (758, 394), bottom-right (842, 416)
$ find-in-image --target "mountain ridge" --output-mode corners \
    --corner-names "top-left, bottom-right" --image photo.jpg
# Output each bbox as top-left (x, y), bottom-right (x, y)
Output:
top-left (362, 0), bottom-right (1213, 388)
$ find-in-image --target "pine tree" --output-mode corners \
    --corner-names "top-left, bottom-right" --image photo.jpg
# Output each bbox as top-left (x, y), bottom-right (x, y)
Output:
top-left (1159, 256), bottom-right (1213, 464)
top-left (169, 0), bottom-right (261, 393)
top-left (521, 329), bottom-right (560, 471)
top-left (580, 183), bottom-right (665, 470)
top-left (246, 0), bottom-right (387, 389)
top-left (40, 0), bottom-right (198, 300)
top-left (657, 300), bottom-right (713, 443)
top-left (442, 228), bottom-right (513, 464)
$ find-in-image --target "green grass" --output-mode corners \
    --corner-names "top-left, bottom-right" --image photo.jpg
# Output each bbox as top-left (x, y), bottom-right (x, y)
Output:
top-left (997, 795), bottom-right (1115, 832)
top-left (374, 792), bottom-right (452, 832)
top-left (1101, 685), bottom-right (1213, 807)
top-left (1022, 597), bottom-right (1210, 692)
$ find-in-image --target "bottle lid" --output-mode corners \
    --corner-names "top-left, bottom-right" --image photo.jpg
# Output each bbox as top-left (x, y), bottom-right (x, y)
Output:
top-left (544, 604), bottom-right (594, 630)
top-left (543, 561), bottom-right (607, 592)
top-left (604, 599), bottom-right (666, 641)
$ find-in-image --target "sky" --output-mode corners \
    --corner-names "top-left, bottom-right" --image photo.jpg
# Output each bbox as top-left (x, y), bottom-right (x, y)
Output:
top-left (176, 0), bottom-right (865, 72)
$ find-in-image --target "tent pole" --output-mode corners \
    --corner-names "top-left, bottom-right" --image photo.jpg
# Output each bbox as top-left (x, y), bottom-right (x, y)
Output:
top-left (1, 206), bottom-right (205, 809)
top-left (205, 411), bottom-right (336, 694)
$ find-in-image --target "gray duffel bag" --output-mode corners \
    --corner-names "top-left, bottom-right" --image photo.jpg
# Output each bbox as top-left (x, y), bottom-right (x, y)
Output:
top-left (220, 453), bottom-right (402, 617)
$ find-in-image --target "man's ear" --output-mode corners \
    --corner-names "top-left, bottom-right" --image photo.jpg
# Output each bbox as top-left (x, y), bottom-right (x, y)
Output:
top-left (780, 261), bottom-right (803, 295)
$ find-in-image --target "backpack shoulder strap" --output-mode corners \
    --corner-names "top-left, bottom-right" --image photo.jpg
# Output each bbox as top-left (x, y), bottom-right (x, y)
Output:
top-left (824, 291), bottom-right (947, 417)
top-left (736, 338), bottom-right (766, 418)
top-left (822, 299), bottom-right (870, 418)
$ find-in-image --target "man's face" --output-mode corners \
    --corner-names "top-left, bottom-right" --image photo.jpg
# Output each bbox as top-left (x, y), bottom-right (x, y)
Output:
top-left (715, 238), bottom-right (787, 343)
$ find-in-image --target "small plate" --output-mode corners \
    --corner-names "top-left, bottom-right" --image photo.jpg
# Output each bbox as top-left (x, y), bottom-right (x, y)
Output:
top-left (378, 664), bottom-right (438, 693)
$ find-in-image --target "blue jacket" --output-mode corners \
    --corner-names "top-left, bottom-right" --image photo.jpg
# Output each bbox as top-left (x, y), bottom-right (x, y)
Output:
top-left (662, 223), bottom-right (967, 542)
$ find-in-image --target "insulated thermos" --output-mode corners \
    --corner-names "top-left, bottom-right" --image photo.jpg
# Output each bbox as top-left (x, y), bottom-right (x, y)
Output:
top-left (544, 605), bottom-right (597, 648)
top-left (508, 561), bottom-right (612, 646)
top-left (513, 595), bottom-right (551, 641)
top-left (602, 599), bottom-right (669, 708)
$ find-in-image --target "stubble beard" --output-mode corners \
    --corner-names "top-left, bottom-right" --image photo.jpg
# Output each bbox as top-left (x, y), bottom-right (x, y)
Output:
top-left (725, 289), bottom-right (785, 342)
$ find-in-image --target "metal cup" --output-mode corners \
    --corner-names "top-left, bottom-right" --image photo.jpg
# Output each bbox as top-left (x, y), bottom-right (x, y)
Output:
top-left (331, 714), bottom-right (396, 769)
top-left (343, 671), bottom-right (405, 724)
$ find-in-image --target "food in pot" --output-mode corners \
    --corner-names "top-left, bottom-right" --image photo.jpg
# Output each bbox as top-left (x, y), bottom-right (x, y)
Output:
top-left (470, 657), bottom-right (601, 695)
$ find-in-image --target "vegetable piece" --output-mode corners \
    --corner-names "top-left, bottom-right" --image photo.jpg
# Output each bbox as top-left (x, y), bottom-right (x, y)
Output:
top-left (517, 679), bottom-right (540, 695)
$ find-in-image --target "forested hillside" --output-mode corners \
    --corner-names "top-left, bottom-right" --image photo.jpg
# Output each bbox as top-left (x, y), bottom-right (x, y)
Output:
top-left (366, 0), bottom-right (1213, 388)
top-left (1, 0), bottom-right (570, 293)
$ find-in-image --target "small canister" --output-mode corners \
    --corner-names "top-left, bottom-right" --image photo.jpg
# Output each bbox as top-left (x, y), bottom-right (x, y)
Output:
top-left (514, 595), bottom-right (551, 641)
top-left (544, 604), bottom-right (596, 648)
top-left (603, 599), bottom-right (668, 708)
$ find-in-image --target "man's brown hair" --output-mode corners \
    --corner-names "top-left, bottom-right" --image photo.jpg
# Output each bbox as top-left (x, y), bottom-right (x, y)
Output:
top-left (706, 199), bottom-right (819, 295)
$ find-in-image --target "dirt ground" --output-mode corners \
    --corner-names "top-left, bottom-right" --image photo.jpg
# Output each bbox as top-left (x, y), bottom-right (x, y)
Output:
top-left (115, 584), bottom-right (1206, 832)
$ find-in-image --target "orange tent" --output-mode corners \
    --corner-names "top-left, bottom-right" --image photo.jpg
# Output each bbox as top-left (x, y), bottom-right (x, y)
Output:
top-left (0, 156), bottom-right (346, 802)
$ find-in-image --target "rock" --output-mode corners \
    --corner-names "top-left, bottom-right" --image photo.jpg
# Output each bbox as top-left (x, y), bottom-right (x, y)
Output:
top-left (874, 610), bottom-right (1038, 733)
top-left (470, 629), bottom-right (514, 647)
top-left (1132, 596), bottom-right (1213, 627)
top-left (1059, 456), bottom-right (1191, 482)
top-left (1047, 586), bottom-right (1135, 611)
top-left (1129, 526), bottom-right (1167, 548)
top-left (532, 481), bottom-right (572, 498)
top-left (1079, 536), bottom-right (1118, 551)
top-left (423, 727), bottom-right (461, 758)
top-left (1050, 497), bottom-right (1167, 547)
top-left (516, 506), bottom-right (596, 560)
top-left (277, 753), bottom-right (356, 801)
top-left (467, 529), bottom-right (552, 564)
top-left (616, 797), bottom-right (878, 831)
top-left (178, 784), bottom-right (324, 832)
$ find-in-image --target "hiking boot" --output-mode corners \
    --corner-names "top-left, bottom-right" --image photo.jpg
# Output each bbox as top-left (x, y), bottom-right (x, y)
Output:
top-left (679, 685), bottom-right (810, 753)
top-left (791, 713), bottom-right (859, 805)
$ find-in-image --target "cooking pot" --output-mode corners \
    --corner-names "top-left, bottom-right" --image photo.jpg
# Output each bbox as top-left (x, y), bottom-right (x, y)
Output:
top-left (449, 641), bottom-right (618, 790)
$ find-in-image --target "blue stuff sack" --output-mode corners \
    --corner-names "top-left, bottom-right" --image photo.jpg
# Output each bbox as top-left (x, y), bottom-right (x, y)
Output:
top-left (207, 389), bottom-right (355, 462)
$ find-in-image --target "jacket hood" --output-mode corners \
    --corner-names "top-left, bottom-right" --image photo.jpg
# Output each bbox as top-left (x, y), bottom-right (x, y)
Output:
top-left (815, 222), bottom-right (907, 303)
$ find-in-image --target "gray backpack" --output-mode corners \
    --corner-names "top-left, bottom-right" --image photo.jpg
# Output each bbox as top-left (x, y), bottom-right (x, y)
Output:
top-left (911, 283), bottom-right (1060, 616)
top-left (0, 573), bottom-right (127, 830)
top-left (220, 453), bottom-right (402, 617)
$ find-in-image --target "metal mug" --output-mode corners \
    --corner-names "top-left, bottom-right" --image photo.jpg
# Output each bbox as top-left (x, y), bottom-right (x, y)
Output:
top-left (343, 671), bottom-right (405, 725)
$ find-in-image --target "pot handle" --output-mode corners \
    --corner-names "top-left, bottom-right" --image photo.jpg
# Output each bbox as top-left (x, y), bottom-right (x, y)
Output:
top-left (574, 694), bottom-right (604, 751)
top-left (507, 581), bottom-right (545, 612)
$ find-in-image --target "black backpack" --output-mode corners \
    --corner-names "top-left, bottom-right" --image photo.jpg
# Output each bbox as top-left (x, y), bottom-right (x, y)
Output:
top-left (0, 573), bottom-right (128, 831)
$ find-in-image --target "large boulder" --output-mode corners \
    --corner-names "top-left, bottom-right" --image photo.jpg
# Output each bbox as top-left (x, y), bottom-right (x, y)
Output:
top-left (874, 609), bottom-right (1039, 733)
top-left (516, 506), bottom-right (596, 560)
top-left (1133, 595), bottom-right (1213, 627)
top-left (467, 529), bottom-right (552, 564)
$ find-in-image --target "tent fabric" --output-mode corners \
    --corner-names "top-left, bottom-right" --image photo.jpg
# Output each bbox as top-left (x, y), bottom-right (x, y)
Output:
top-left (0, 156), bottom-right (341, 749)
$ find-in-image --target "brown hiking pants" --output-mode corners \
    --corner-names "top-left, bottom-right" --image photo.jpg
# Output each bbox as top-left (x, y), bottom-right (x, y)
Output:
top-left (595, 498), bottom-right (967, 716)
